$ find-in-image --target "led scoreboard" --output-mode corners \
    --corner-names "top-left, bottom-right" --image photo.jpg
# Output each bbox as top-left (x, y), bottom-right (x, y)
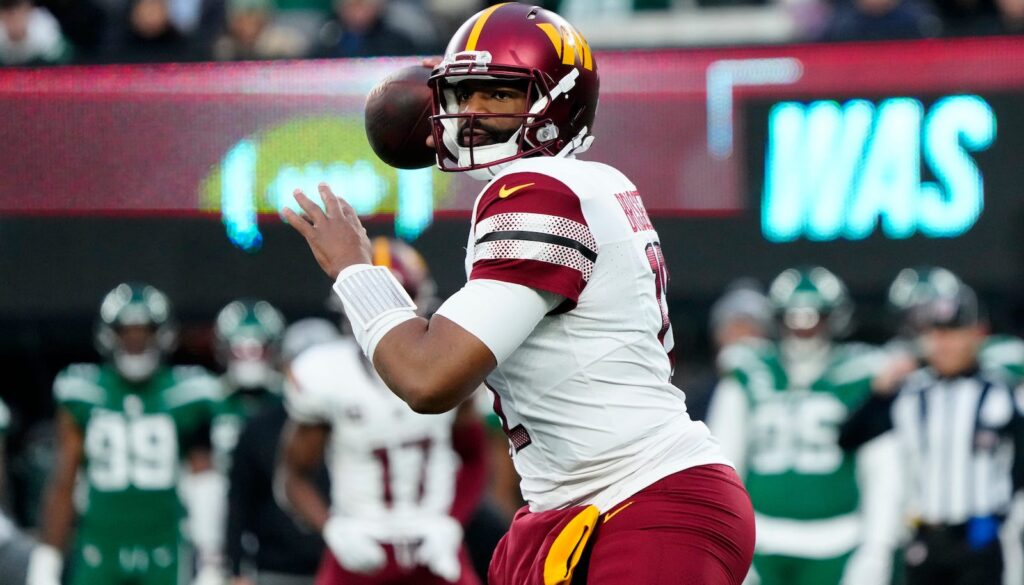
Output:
top-left (2, 37), bottom-right (1024, 310)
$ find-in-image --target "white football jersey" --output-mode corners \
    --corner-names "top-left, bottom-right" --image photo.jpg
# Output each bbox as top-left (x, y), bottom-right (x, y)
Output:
top-left (462, 156), bottom-right (729, 512)
top-left (285, 339), bottom-right (459, 530)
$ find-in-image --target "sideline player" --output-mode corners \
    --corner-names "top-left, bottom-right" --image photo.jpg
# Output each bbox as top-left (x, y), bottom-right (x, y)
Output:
top-left (284, 4), bottom-right (755, 584)
top-left (224, 318), bottom-right (337, 585)
top-left (707, 267), bottom-right (902, 585)
top-left (188, 298), bottom-right (290, 584)
top-left (32, 283), bottom-right (221, 585)
top-left (277, 239), bottom-right (485, 585)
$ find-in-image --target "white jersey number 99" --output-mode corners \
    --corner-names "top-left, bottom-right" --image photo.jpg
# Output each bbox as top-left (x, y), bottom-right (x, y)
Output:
top-left (86, 412), bottom-right (178, 491)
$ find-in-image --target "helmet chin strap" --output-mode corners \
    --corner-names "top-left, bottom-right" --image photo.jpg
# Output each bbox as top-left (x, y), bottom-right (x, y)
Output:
top-left (228, 359), bottom-right (272, 390)
top-left (466, 164), bottom-right (505, 181)
top-left (460, 131), bottom-right (522, 181)
top-left (780, 335), bottom-right (831, 387)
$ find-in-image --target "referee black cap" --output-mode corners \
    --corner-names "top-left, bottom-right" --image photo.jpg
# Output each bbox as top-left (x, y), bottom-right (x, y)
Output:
top-left (913, 283), bottom-right (986, 329)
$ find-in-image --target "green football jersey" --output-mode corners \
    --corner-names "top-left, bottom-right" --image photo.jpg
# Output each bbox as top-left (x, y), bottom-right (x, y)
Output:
top-left (980, 334), bottom-right (1024, 387)
top-left (210, 381), bottom-right (282, 471)
top-left (721, 340), bottom-right (883, 521)
top-left (54, 363), bottom-right (220, 536)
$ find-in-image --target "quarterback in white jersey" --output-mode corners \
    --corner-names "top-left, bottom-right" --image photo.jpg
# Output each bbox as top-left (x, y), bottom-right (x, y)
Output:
top-left (285, 5), bottom-right (754, 585)
top-left (451, 155), bottom-right (726, 512)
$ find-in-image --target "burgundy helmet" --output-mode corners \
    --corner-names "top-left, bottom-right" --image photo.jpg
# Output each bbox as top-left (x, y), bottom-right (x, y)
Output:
top-left (429, 3), bottom-right (600, 180)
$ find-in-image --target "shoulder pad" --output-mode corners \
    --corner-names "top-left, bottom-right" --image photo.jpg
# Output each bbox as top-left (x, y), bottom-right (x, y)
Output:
top-left (980, 335), bottom-right (1024, 383)
top-left (286, 340), bottom-right (360, 424)
top-left (171, 365), bottom-right (217, 382)
top-left (165, 368), bottom-right (223, 408)
top-left (54, 364), bottom-right (105, 404)
top-left (717, 339), bottom-right (773, 373)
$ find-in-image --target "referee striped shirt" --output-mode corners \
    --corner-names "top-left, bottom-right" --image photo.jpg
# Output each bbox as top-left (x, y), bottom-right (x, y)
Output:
top-left (892, 368), bottom-right (1023, 525)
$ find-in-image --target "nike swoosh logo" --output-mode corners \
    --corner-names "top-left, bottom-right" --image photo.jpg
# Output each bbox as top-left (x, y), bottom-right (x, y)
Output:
top-left (603, 501), bottom-right (634, 523)
top-left (498, 182), bottom-right (535, 198)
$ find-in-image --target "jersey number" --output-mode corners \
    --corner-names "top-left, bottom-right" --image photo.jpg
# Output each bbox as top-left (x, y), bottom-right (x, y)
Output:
top-left (86, 413), bottom-right (177, 491)
top-left (644, 242), bottom-right (671, 351)
top-left (373, 437), bottom-right (432, 508)
top-left (751, 394), bottom-right (846, 475)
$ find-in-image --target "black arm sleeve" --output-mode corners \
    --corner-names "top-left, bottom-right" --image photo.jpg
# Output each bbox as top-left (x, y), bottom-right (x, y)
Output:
top-left (838, 392), bottom-right (897, 451)
top-left (226, 422), bottom-right (258, 577)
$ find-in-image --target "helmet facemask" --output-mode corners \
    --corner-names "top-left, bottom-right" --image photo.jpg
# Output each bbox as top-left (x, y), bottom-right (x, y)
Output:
top-left (215, 299), bottom-right (285, 392)
top-left (769, 267), bottom-right (852, 370)
top-left (113, 345), bottom-right (162, 383)
top-left (429, 50), bottom-right (593, 180)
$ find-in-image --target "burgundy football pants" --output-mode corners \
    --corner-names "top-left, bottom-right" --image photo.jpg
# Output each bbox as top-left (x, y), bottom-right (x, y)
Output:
top-left (576, 464), bottom-right (755, 584)
top-left (491, 464), bottom-right (755, 585)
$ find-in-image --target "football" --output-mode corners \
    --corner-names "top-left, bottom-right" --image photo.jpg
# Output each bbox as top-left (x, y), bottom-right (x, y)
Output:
top-left (364, 65), bottom-right (437, 170)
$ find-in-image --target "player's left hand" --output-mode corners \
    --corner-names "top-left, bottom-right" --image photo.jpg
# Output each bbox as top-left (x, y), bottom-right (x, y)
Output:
top-left (414, 516), bottom-right (463, 582)
top-left (285, 183), bottom-right (372, 279)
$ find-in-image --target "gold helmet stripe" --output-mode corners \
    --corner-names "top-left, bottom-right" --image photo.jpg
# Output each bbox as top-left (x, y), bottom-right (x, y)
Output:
top-left (465, 3), bottom-right (511, 52)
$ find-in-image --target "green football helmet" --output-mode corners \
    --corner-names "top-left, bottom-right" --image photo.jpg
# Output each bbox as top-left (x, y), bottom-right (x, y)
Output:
top-left (768, 266), bottom-right (853, 338)
top-left (214, 299), bottom-right (286, 390)
top-left (95, 282), bottom-right (177, 382)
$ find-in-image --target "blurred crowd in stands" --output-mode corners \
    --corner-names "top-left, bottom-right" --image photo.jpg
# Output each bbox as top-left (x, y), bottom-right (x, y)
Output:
top-left (0, 0), bottom-right (1021, 67)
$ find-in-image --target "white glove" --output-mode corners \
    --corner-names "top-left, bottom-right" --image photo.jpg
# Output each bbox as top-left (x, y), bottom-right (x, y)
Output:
top-left (192, 563), bottom-right (226, 585)
top-left (323, 516), bottom-right (387, 575)
top-left (26, 545), bottom-right (63, 585)
top-left (413, 516), bottom-right (462, 583)
top-left (841, 545), bottom-right (893, 585)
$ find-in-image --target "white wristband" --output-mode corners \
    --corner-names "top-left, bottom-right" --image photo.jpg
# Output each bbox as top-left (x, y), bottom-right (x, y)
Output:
top-left (27, 544), bottom-right (63, 583)
top-left (333, 264), bottom-right (417, 360)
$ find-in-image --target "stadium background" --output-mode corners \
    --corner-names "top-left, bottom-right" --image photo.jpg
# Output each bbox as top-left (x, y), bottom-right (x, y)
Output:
top-left (0, 0), bottom-right (1021, 570)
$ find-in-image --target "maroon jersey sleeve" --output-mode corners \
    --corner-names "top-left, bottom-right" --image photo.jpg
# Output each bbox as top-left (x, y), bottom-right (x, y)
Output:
top-left (469, 171), bottom-right (597, 307)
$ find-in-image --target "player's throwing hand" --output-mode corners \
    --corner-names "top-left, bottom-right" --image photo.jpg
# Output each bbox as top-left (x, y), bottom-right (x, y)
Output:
top-left (285, 183), bottom-right (372, 279)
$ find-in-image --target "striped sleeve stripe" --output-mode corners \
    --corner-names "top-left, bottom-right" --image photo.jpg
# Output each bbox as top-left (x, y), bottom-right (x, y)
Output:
top-left (473, 238), bottom-right (594, 281)
top-left (477, 231), bottom-right (596, 262)
top-left (476, 212), bottom-right (596, 254)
